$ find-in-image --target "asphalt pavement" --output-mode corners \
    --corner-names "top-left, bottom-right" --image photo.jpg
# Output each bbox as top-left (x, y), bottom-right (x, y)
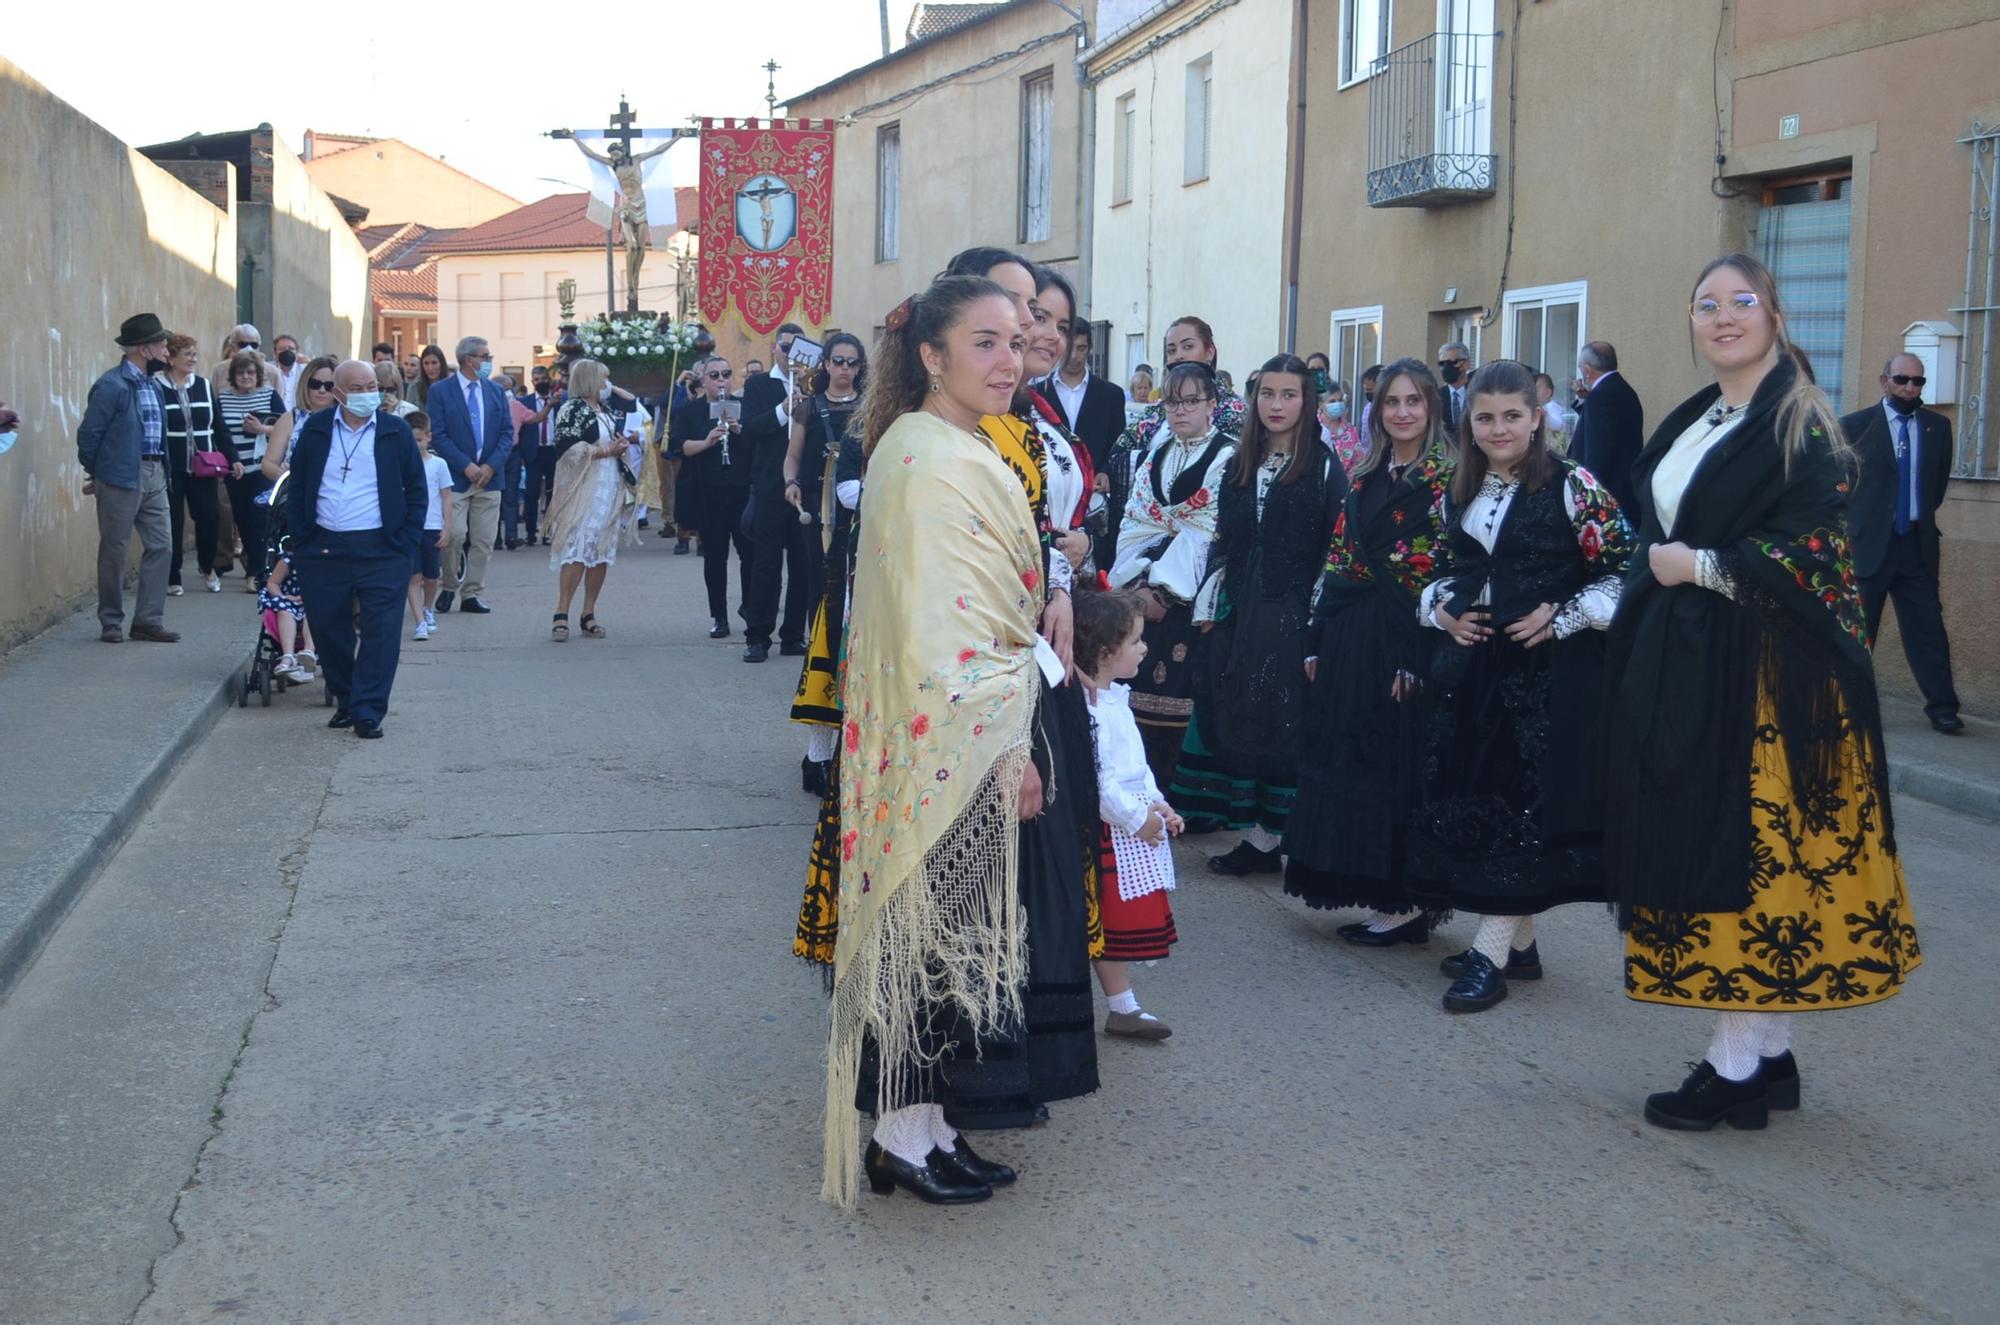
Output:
top-left (1, 527), bottom-right (1995, 1324)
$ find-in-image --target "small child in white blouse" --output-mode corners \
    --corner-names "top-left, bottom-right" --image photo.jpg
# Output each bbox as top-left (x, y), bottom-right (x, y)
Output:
top-left (1076, 586), bottom-right (1185, 1041)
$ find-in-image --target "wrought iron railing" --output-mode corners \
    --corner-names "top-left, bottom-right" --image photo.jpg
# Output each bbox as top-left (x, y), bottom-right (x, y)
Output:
top-left (1366, 31), bottom-right (1497, 208)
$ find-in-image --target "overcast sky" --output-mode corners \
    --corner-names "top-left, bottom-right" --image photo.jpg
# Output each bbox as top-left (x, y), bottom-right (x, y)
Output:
top-left (8, 2), bottom-right (926, 203)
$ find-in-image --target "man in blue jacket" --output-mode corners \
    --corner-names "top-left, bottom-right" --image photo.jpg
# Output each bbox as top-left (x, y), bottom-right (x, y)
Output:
top-left (77, 313), bottom-right (179, 643)
top-left (425, 335), bottom-right (514, 613)
top-left (287, 360), bottom-right (428, 738)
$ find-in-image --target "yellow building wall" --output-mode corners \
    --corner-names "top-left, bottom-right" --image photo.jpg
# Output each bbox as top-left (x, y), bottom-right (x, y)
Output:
top-left (304, 139), bottom-right (520, 229)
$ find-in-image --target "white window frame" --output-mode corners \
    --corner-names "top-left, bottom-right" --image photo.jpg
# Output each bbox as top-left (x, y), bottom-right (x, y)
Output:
top-left (1328, 303), bottom-right (1385, 391)
top-left (1339, 0), bottom-right (1395, 89)
top-left (876, 123), bottom-right (901, 263)
top-left (1499, 280), bottom-right (1588, 375)
top-left (1113, 91), bottom-right (1136, 205)
top-left (1020, 70), bottom-right (1055, 244)
top-left (1184, 55), bottom-right (1212, 185)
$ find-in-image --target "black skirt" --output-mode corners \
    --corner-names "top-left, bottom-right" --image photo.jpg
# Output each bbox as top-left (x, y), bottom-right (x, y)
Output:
top-left (1405, 632), bottom-right (1610, 916)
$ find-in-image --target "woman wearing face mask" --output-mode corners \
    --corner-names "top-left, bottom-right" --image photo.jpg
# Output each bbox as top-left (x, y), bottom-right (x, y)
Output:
top-left (153, 334), bottom-right (229, 595)
top-left (1406, 360), bottom-right (1633, 1013)
top-left (1603, 254), bottom-right (1918, 1131)
top-left (1281, 358), bottom-right (1456, 943)
top-left (1177, 355), bottom-right (1344, 876)
top-left (542, 359), bottom-right (635, 641)
top-left (822, 275), bottom-right (1046, 1209)
top-left (1319, 379), bottom-right (1363, 470)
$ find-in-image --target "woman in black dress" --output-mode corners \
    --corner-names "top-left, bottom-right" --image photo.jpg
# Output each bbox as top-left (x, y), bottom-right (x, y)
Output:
top-left (1175, 354), bottom-right (1345, 876)
top-left (1406, 359), bottom-right (1635, 1011)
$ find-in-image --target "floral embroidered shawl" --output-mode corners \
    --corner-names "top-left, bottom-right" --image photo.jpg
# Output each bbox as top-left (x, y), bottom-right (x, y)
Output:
top-left (824, 409), bottom-right (1043, 1207)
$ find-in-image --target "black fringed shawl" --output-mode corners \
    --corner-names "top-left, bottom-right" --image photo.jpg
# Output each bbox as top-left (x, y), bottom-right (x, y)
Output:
top-left (1603, 357), bottom-right (1894, 920)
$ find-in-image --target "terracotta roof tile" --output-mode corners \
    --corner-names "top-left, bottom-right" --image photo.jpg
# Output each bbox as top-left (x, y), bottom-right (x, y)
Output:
top-left (425, 189), bottom-right (698, 255)
top-left (371, 266), bottom-right (437, 310)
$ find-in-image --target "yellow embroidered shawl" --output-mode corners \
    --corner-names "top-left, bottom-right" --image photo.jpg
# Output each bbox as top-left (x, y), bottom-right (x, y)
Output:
top-left (823, 409), bottom-right (1043, 1207)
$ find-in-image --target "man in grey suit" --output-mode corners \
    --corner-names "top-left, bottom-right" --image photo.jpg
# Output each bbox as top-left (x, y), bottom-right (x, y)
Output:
top-left (77, 312), bottom-right (179, 643)
top-left (1842, 353), bottom-right (1962, 733)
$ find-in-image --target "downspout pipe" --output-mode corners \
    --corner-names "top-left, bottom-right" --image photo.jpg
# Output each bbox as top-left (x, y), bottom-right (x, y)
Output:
top-left (1283, 0), bottom-right (1309, 353)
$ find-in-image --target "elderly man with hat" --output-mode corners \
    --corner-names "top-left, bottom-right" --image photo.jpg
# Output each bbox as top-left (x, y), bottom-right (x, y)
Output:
top-left (77, 312), bottom-right (179, 643)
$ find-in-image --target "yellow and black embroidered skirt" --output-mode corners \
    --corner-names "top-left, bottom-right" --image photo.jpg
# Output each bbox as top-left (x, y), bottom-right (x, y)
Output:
top-left (1624, 691), bottom-right (1920, 1009)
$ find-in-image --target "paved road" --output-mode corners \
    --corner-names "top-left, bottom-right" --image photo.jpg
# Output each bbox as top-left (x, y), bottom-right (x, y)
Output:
top-left (2, 531), bottom-right (1994, 1324)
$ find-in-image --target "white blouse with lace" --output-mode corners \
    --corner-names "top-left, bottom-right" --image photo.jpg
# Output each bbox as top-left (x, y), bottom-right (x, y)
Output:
top-left (1417, 470), bottom-right (1624, 639)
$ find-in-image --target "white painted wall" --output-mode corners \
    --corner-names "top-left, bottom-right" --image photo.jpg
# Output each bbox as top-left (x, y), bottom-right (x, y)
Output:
top-left (1087, 1), bottom-right (1293, 388)
top-left (435, 250), bottom-right (682, 376)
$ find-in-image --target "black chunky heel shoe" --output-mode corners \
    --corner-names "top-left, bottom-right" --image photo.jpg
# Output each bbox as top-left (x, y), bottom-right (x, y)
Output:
top-left (1643, 1061), bottom-right (1769, 1132)
top-left (1441, 941), bottom-right (1542, 981)
top-left (931, 1137), bottom-right (1015, 1188)
top-left (863, 1141), bottom-right (992, 1204)
top-left (1760, 1051), bottom-right (1800, 1110)
top-left (1335, 916), bottom-right (1430, 947)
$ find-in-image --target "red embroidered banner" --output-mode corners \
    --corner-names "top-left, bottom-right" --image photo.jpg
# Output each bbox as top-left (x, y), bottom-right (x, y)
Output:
top-left (697, 118), bottom-right (835, 335)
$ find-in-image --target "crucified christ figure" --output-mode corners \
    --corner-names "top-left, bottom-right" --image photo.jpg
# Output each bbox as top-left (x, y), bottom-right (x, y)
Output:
top-left (572, 137), bottom-right (675, 312)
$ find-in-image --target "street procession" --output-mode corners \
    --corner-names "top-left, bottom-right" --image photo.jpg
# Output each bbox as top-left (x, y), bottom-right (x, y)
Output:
top-left (4, 2), bottom-right (1998, 1320)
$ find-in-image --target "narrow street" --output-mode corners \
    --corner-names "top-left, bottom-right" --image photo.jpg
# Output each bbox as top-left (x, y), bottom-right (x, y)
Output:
top-left (2, 534), bottom-right (1993, 1324)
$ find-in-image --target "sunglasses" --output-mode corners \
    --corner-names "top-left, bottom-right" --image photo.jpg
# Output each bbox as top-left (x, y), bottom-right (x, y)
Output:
top-left (1888, 374), bottom-right (1927, 388)
top-left (307, 378), bottom-right (336, 391)
top-left (706, 369), bottom-right (733, 380)
top-left (1690, 293), bottom-right (1762, 323)
top-left (828, 355), bottom-right (861, 368)
top-left (235, 341), bottom-right (259, 350)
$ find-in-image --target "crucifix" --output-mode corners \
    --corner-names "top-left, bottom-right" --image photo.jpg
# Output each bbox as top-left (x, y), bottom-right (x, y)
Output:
top-left (764, 60), bottom-right (781, 119)
top-left (742, 176), bottom-right (789, 250)
top-left (549, 97), bottom-right (696, 315)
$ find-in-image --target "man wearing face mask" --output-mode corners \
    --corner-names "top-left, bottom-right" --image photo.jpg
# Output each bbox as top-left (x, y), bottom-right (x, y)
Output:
top-left (1842, 353), bottom-right (1962, 733)
top-left (272, 334), bottom-right (306, 410)
top-left (1435, 340), bottom-right (1473, 435)
top-left (1567, 340), bottom-right (1644, 515)
top-left (286, 360), bottom-right (427, 739)
top-left (425, 334), bottom-right (515, 612)
top-left (78, 313), bottom-right (180, 642)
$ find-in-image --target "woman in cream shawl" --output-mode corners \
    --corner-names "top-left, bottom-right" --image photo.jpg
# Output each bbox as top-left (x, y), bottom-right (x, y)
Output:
top-left (543, 358), bottom-right (635, 641)
top-left (824, 276), bottom-right (1046, 1209)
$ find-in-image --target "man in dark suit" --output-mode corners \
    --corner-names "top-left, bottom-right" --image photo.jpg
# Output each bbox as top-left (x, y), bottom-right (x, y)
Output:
top-left (286, 360), bottom-right (428, 739)
top-left (1842, 353), bottom-right (1962, 733)
top-left (424, 335), bottom-right (514, 613)
top-left (1435, 340), bottom-right (1473, 435)
top-left (670, 356), bottom-right (753, 641)
top-left (740, 322), bottom-right (811, 664)
top-left (1039, 324), bottom-right (1127, 473)
top-left (1569, 340), bottom-right (1645, 514)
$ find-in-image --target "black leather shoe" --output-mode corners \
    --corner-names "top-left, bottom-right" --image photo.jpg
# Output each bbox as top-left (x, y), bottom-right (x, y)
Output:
top-left (744, 642), bottom-right (770, 663)
top-left (434, 591), bottom-right (455, 613)
top-left (708, 619), bottom-right (730, 639)
top-left (1644, 1061), bottom-right (1769, 1131)
top-left (780, 640), bottom-right (808, 657)
top-left (802, 756), bottom-right (825, 796)
top-left (1761, 1051), bottom-right (1800, 1110)
top-left (1335, 916), bottom-right (1430, 947)
top-left (1209, 841), bottom-right (1283, 876)
top-left (1441, 948), bottom-right (1508, 1013)
top-left (352, 719), bottom-right (383, 740)
top-left (459, 597), bottom-right (491, 614)
top-left (863, 1142), bottom-right (991, 1204)
top-left (674, 540), bottom-right (691, 555)
top-left (505, 539), bottom-right (521, 550)
top-left (327, 708), bottom-right (353, 729)
top-left (1932, 714), bottom-right (1965, 734)
top-left (1442, 941), bottom-right (1543, 981)
top-left (931, 1137), bottom-right (1015, 1188)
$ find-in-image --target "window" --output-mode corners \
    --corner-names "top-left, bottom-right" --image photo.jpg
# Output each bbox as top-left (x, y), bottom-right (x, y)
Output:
top-left (1184, 56), bottom-right (1212, 184)
top-left (1756, 172), bottom-right (1853, 413)
top-left (1328, 305), bottom-right (1384, 394)
top-left (1113, 92), bottom-right (1136, 205)
top-left (876, 124), bottom-right (901, 262)
top-left (1340, 0), bottom-right (1393, 87)
top-left (1090, 319), bottom-right (1113, 379)
top-left (1020, 71), bottom-right (1054, 243)
top-left (1125, 332), bottom-right (1147, 386)
top-left (1501, 281), bottom-right (1586, 387)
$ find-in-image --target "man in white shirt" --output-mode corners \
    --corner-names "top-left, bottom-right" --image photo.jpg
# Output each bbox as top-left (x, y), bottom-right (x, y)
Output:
top-left (286, 359), bottom-right (428, 739)
top-left (272, 334), bottom-right (306, 410)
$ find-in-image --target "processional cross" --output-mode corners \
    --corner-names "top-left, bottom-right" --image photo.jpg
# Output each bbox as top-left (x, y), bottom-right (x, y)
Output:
top-left (549, 97), bottom-right (696, 314)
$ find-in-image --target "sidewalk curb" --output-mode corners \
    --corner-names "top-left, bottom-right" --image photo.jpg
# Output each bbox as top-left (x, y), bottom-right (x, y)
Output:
top-left (1890, 755), bottom-right (2000, 824)
top-left (0, 648), bottom-right (251, 999)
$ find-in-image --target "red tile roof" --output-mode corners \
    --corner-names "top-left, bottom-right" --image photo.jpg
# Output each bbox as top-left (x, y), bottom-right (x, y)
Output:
top-left (371, 267), bottom-right (437, 310)
top-left (425, 189), bottom-right (698, 255)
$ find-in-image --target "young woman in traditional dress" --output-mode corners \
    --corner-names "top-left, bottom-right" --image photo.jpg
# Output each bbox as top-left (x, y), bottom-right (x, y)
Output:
top-left (823, 275), bottom-right (1042, 1207)
top-left (1604, 254), bottom-right (1919, 1130)
top-left (1406, 359), bottom-right (1634, 1012)
top-left (1106, 316), bottom-right (1245, 555)
top-left (1110, 361), bottom-right (1237, 790)
top-left (1281, 359), bottom-right (1455, 943)
top-left (1175, 354), bottom-right (1345, 876)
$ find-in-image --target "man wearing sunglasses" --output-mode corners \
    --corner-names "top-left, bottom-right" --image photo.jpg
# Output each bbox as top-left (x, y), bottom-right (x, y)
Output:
top-left (740, 321), bottom-right (813, 663)
top-left (669, 356), bottom-right (753, 639)
top-left (1842, 353), bottom-right (1962, 733)
top-left (1569, 339), bottom-right (1645, 514)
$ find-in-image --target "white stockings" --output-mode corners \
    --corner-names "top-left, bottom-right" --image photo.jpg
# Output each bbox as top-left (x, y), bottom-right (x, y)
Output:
top-left (1364, 909), bottom-right (1419, 933)
top-left (1469, 915), bottom-right (1534, 965)
top-left (873, 1104), bottom-right (959, 1165)
top-left (1245, 824), bottom-right (1282, 853)
top-left (1705, 1012), bottom-right (1794, 1082)
top-left (806, 726), bottom-right (838, 762)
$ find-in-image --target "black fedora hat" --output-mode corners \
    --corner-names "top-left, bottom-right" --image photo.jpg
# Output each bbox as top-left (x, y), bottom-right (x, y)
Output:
top-left (116, 313), bottom-right (167, 346)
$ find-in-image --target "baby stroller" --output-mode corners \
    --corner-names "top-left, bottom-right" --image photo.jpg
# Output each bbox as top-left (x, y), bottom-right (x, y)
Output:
top-left (239, 472), bottom-right (333, 709)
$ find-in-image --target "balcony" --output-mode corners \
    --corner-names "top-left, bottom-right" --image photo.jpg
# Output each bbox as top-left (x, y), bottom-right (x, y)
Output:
top-left (1366, 31), bottom-right (1497, 208)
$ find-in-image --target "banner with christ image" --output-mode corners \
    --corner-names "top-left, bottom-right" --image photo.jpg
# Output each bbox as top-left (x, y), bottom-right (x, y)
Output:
top-left (697, 118), bottom-right (835, 336)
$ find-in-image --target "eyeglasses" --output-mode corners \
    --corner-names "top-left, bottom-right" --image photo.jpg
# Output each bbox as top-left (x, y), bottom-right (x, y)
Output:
top-left (1165, 395), bottom-right (1213, 411)
top-left (1690, 293), bottom-right (1762, 323)
top-left (1888, 374), bottom-right (1927, 388)
top-left (828, 355), bottom-right (861, 368)
top-left (706, 369), bottom-right (733, 380)
top-left (307, 378), bottom-right (336, 392)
